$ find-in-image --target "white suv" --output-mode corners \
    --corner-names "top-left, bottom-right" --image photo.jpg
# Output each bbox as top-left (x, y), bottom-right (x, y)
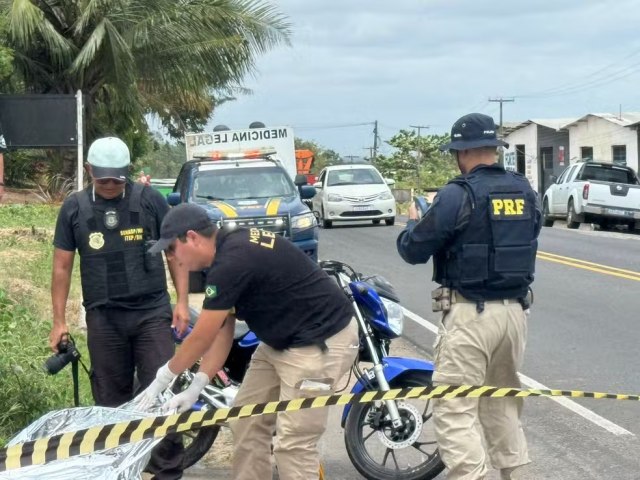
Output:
top-left (312, 164), bottom-right (396, 228)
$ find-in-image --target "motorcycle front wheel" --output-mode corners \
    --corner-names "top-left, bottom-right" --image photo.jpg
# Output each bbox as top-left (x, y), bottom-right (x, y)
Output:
top-left (344, 371), bottom-right (445, 480)
top-left (171, 374), bottom-right (220, 469)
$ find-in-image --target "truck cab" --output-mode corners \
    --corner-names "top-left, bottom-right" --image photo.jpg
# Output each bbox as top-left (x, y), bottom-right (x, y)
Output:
top-left (167, 153), bottom-right (318, 259)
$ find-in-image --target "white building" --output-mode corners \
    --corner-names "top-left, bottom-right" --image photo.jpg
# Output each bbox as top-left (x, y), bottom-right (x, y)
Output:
top-left (503, 118), bottom-right (576, 195)
top-left (563, 113), bottom-right (640, 172)
top-left (503, 113), bottom-right (640, 194)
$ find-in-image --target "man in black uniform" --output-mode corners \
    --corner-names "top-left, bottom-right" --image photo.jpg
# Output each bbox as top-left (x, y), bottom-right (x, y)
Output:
top-left (397, 113), bottom-right (541, 480)
top-left (139, 203), bottom-right (359, 480)
top-left (49, 136), bottom-right (188, 479)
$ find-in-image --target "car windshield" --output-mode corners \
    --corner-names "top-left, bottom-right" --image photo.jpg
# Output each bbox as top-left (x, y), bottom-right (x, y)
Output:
top-left (327, 168), bottom-right (384, 186)
top-left (578, 165), bottom-right (638, 184)
top-left (193, 166), bottom-right (295, 200)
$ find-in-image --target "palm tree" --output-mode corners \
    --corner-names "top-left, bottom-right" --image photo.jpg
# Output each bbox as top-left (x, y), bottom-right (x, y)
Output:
top-left (1, 0), bottom-right (290, 141)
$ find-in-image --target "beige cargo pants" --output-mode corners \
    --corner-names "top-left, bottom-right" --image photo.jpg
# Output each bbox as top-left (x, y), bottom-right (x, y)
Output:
top-left (432, 293), bottom-right (530, 480)
top-left (230, 318), bottom-right (359, 480)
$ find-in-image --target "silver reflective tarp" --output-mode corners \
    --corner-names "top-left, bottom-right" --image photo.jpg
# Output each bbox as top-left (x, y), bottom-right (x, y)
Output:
top-left (0, 400), bottom-right (166, 480)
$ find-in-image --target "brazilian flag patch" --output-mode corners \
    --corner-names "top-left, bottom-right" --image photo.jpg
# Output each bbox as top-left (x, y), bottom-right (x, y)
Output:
top-left (205, 285), bottom-right (218, 298)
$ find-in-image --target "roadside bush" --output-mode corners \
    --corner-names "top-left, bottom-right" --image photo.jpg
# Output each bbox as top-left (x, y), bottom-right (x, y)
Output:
top-left (33, 174), bottom-right (76, 204)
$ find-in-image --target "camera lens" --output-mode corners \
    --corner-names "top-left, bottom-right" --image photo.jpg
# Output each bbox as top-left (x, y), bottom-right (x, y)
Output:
top-left (43, 343), bottom-right (80, 375)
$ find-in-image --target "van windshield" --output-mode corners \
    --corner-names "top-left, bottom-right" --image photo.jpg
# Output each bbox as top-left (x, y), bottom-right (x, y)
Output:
top-left (578, 165), bottom-right (638, 184)
top-left (327, 168), bottom-right (384, 186)
top-left (193, 166), bottom-right (296, 200)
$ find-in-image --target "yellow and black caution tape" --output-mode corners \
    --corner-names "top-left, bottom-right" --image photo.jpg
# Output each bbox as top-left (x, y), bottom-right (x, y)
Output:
top-left (1, 383), bottom-right (639, 472)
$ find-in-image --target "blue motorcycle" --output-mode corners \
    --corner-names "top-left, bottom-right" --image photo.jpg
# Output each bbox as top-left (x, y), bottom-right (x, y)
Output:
top-left (173, 260), bottom-right (444, 479)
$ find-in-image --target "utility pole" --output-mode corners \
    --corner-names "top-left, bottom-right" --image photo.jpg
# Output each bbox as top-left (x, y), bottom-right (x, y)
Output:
top-left (372, 120), bottom-right (378, 163)
top-left (488, 97), bottom-right (514, 166)
top-left (488, 97), bottom-right (514, 139)
top-left (409, 124), bottom-right (430, 191)
top-left (363, 147), bottom-right (373, 161)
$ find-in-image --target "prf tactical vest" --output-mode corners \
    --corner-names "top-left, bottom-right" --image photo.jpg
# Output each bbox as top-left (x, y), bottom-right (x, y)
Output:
top-left (74, 184), bottom-right (166, 309)
top-left (433, 167), bottom-right (539, 301)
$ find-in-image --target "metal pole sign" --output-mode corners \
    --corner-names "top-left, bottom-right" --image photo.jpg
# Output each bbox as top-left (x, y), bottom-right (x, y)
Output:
top-left (76, 90), bottom-right (84, 191)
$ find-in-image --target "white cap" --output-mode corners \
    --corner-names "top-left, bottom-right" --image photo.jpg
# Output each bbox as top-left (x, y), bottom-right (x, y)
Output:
top-left (87, 137), bottom-right (130, 180)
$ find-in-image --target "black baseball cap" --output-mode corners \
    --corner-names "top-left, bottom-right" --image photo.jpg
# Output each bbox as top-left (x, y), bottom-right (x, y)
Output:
top-left (148, 203), bottom-right (214, 254)
top-left (440, 113), bottom-right (509, 151)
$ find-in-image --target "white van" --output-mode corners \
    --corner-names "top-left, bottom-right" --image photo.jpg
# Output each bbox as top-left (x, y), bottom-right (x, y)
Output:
top-left (312, 164), bottom-right (396, 228)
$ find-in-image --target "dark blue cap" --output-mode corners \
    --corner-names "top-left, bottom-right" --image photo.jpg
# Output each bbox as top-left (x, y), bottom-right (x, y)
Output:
top-left (440, 113), bottom-right (508, 151)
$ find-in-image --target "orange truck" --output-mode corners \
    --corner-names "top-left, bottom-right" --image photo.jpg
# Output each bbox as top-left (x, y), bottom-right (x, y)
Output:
top-left (295, 149), bottom-right (317, 185)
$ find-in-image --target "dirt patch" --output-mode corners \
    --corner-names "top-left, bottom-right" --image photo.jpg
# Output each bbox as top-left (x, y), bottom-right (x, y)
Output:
top-left (201, 427), bottom-right (234, 467)
top-left (1, 188), bottom-right (44, 205)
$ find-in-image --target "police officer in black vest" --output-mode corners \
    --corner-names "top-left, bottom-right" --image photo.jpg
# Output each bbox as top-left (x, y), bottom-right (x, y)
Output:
top-left (397, 113), bottom-right (541, 480)
top-left (50, 137), bottom-right (189, 479)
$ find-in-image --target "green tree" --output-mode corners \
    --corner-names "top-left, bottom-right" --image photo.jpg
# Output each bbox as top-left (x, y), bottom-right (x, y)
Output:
top-left (375, 130), bottom-right (458, 191)
top-left (294, 137), bottom-right (341, 174)
top-left (135, 133), bottom-right (187, 178)
top-left (1, 0), bottom-right (290, 148)
top-left (0, 12), bottom-right (12, 83)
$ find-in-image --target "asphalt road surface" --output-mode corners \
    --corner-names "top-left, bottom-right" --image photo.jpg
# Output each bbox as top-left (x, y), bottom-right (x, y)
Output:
top-left (186, 218), bottom-right (640, 479)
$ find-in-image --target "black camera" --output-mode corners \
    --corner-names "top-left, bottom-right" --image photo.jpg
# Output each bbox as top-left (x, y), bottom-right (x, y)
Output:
top-left (44, 335), bottom-right (81, 375)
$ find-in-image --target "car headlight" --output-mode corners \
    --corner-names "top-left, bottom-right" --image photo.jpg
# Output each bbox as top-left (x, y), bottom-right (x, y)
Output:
top-left (378, 191), bottom-right (394, 200)
top-left (291, 212), bottom-right (317, 229)
top-left (327, 193), bottom-right (343, 202)
top-left (381, 297), bottom-right (404, 336)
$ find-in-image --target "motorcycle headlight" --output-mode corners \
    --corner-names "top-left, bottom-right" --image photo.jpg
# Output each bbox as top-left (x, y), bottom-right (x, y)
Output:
top-left (327, 193), bottom-right (343, 202)
top-left (381, 297), bottom-right (404, 336)
top-left (291, 212), bottom-right (317, 230)
top-left (378, 191), bottom-right (394, 200)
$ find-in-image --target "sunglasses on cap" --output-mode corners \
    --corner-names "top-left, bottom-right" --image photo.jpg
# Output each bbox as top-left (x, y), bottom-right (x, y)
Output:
top-left (95, 178), bottom-right (126, 185)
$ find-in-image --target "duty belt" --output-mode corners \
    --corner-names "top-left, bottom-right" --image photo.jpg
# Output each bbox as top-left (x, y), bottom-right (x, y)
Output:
top-left (431, 287), bottom-right (522, 314)
top-left (450, 290), bottom-right (520, 306)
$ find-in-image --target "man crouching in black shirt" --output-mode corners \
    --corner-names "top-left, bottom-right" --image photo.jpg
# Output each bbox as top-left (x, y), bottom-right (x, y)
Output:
top-left (138, 203), bottom-right (359, 480)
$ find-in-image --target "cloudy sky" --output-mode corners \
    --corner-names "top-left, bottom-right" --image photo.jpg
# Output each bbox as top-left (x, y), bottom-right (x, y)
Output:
top-left (211, 0), bottom-right (640, 157)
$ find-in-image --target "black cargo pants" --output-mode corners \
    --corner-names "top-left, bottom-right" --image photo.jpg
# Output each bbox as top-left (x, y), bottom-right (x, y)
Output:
top-left (86, 303), bottom-right (184, 479)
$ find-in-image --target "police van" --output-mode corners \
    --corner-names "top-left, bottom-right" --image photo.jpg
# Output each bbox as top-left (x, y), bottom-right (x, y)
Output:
top-left (168, 125), bottom-right (318, 271)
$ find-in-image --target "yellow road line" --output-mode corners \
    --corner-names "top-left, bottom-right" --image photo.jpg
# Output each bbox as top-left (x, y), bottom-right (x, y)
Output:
top-left (537, 252), bottom-right (640, 282)
top-left (538, 250), bottom-right (640, 276)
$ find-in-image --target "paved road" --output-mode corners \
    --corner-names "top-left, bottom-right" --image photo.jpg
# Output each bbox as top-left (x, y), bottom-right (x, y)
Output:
top-left (186, 219), bottom-right (640, 479)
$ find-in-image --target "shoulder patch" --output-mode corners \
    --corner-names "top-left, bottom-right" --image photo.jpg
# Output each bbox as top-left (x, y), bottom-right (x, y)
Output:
top-left (205, 285), bottom-right (218, 298)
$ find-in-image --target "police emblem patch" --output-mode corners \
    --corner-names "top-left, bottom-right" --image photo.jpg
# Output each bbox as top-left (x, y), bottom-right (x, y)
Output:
top-left (104, 209), bottom-right (119, 229)
top-left (89, 232), bottom-right (105, 250)
top-left (205, 285), bottom-right (218, 298)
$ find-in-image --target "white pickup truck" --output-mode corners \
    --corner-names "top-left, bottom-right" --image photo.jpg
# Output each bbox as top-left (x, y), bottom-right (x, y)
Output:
top-left (542, 161), bottom-right (640, 230)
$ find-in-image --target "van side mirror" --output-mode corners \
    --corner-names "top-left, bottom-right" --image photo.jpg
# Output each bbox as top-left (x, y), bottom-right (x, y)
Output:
top-left (549, 175), bottom-right (558, 184)
top-left (167, 192), bottom-right (181, 206)
top-left (385, 178), bottom-right (396, 186)
top-left (313, 182), bottom-right (322, 189)
top-left (294, 174), bottom-right (307, 186)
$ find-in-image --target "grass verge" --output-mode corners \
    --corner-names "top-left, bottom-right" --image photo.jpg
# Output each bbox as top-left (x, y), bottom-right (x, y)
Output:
top-left (0, 204), bottom-right (91, 446)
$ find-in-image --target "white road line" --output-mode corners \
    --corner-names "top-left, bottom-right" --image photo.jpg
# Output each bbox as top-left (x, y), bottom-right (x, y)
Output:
top-left (402, 307), bottom-right (634, 436)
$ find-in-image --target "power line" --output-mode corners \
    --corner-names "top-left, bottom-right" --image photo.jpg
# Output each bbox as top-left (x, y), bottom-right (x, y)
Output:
top-left (514, 46), bottom-right (640, 99)
top-left (293, 122), bottom-right (374, 130)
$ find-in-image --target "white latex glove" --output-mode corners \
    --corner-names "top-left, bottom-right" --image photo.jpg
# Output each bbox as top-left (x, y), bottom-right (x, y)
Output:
top-left (164, 372), bottom-right (210, 413)
top-left (135, 362), bottom-right (178, 411)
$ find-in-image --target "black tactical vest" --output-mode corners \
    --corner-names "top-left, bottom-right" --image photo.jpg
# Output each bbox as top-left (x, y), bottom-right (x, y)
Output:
top-left (434, 167), bottom-right (539, 301)
top-left (73, 184), bottom-right (167, 309)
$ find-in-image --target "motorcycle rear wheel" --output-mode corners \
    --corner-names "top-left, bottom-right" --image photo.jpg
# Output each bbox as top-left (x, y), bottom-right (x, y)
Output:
top-left (344, 371), bottom-right (444, 480)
